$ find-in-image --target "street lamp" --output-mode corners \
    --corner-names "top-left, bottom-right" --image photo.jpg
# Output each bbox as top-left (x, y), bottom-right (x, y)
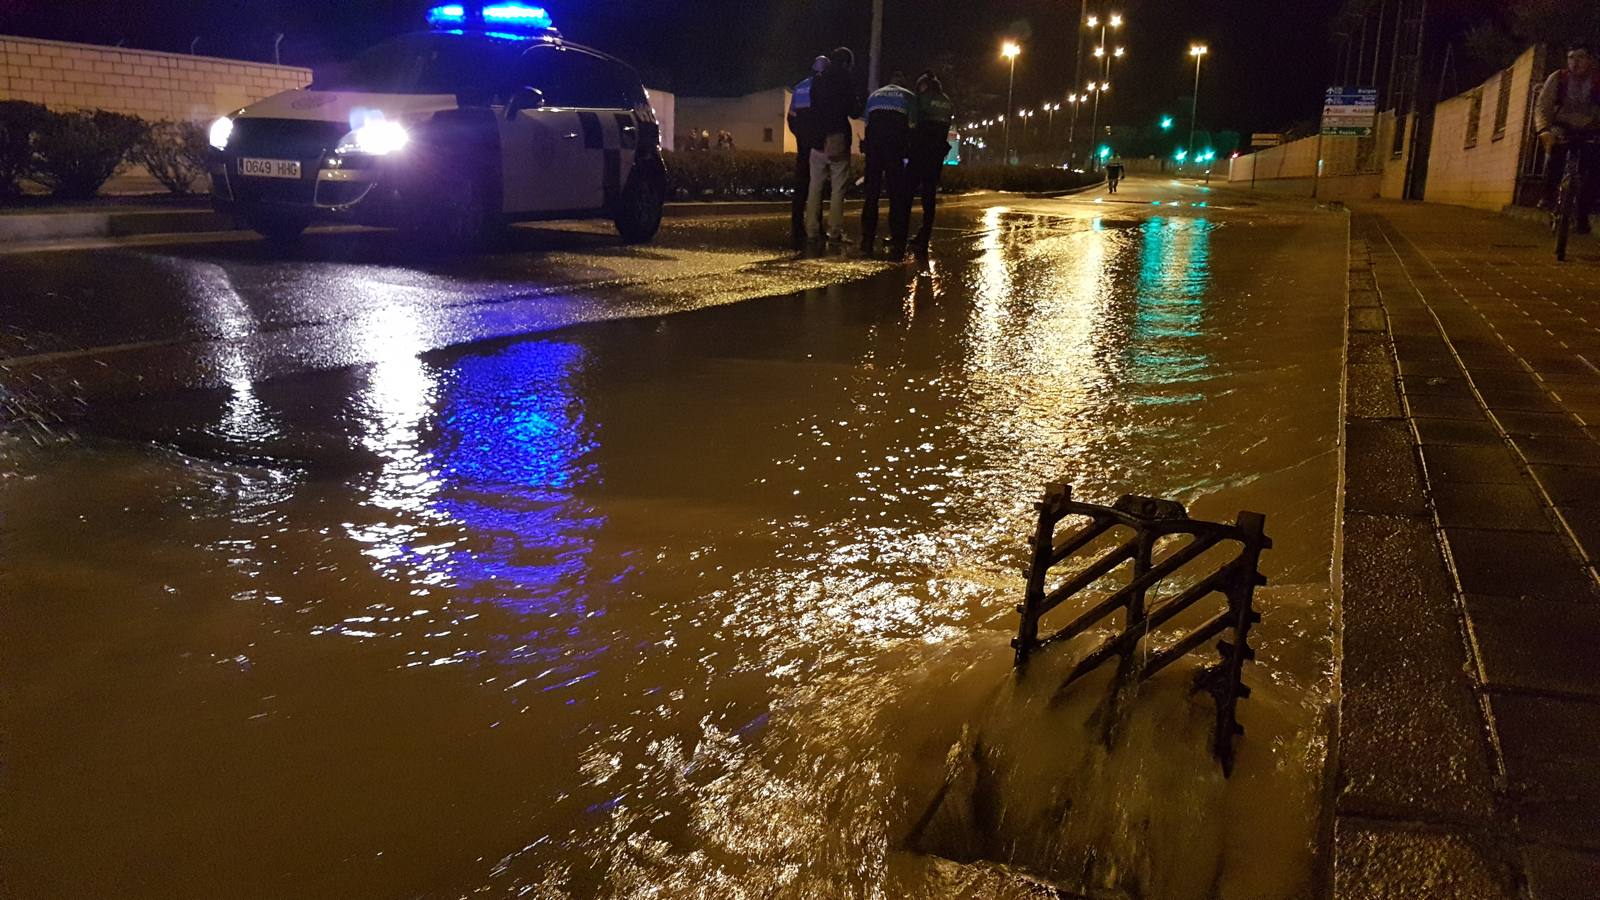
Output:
top-left (1086, 11), bottom-right (1121, 171)
top-left (1002, 40), bottom-right (1021, 165)
top-left (1044, 102), bottom-right (1059, 153)
top-left (1088, 80), bottom-right (1109, 171)
top-left (1188, 44), bottom-right (1209, 166)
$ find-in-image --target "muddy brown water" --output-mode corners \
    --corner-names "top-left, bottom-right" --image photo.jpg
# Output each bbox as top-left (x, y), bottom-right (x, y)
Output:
top-left (1, 195), bottom-right (1347, 897)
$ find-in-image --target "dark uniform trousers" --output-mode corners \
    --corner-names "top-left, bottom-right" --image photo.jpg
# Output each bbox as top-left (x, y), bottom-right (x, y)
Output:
top-left (909, 141), bottom-right (948, 247)
top-left (792, 142), bottom-right (813, 248)
top-left (861, 143), bottom-right (911, 246)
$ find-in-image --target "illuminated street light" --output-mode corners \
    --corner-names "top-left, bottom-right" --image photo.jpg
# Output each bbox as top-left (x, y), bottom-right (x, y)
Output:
top-left (1086, 12), bottom-right (1122, 172)
top-left (1188, 44), bottom-right (1209, 166)
top-left (1002, 40), bottom-right (1021, 165)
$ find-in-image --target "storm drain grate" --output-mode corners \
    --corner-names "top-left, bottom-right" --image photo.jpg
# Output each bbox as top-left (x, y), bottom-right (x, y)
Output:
top-left (1012, 484), bottom-right (1270, 774)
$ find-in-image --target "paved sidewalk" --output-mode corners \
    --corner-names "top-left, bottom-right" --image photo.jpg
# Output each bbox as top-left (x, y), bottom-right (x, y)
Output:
top-left (1336, 199), bottom-right (1600, 899)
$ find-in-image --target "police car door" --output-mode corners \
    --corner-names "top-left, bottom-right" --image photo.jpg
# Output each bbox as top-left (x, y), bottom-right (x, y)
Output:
top-left (498, 44), bottom-right (593, 214)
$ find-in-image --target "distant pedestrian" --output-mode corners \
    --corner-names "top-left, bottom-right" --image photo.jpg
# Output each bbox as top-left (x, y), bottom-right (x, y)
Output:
top-left (788, 55), bottom-right (830, 250)
top-left (699, 129), bottom-right (712, 151)
top-left (1535, 43), bottom-right (1600, 233)
top-left (860, 71), bottom-right (917, 257)
top-left (1107, 160), bottom-right (1124, 192)
top-left (805, 46), bottom-right (862, 251)
top-left (908, 71), bottom-right (954, 255)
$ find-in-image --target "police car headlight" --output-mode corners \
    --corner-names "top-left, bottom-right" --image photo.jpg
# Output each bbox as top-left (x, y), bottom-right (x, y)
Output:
top-left (336, 120), bottom-right (410, 156)
top-left (208, 116), bottom-right (234, 151)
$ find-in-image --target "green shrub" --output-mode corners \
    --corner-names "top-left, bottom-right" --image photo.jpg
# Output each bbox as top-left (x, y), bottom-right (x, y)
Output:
top-left (31, 110), bottom-right (148, 200)
top-left (130, 120), bottom-right (211, 195)
top-left (941, 164), bottom-right (1102, 194)
top-left (663, 150), bottom-right (795, 201)
top-left (0, 100), bottom-right (50, 200)
top-left (662, 150), bottom-right (1100, 201)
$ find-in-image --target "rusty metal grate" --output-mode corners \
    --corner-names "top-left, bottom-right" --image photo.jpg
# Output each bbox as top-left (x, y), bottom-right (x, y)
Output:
top-left (1012, 483), bottom-right (1270, 774)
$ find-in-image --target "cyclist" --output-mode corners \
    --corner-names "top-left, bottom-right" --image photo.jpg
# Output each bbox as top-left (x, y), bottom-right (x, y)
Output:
top-left (1535, 44), bottom-right (1600, 234)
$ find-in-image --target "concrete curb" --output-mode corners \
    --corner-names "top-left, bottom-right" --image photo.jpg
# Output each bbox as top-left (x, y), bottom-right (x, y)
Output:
top-left (0, 208), bottom-right (238, 243)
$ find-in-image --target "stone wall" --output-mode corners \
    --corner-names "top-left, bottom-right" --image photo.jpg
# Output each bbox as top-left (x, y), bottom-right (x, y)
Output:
top-left (1422, 45), bottom-right (1539, 211)
top-left (1, 34), bottom-right (310, 123)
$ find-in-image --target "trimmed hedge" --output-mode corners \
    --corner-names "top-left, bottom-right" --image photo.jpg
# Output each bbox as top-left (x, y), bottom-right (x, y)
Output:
top-left (662, 150), bottom-right (1100, 201)
top-left (130, 120), bottom-right (211, 195)
top-left (0, 100), bottom-right (51, 200)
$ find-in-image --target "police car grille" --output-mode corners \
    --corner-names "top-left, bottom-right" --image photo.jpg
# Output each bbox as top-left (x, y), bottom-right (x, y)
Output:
top-left (231, 119), bottom-right (345, 160)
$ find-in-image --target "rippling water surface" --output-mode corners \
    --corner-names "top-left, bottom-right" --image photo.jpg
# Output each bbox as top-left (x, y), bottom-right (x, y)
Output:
top-left (1, 204), bottom-right (1346, 897)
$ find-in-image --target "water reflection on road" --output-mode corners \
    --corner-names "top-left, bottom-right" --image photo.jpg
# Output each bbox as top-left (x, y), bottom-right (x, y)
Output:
top-left (0, 195), bottom-right (1346, 898)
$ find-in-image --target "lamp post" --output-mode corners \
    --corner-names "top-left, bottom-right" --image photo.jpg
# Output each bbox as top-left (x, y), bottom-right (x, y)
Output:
top-left (1188, 44), bottom-right (1209, 164)
top-left (1085, 13), bottom-right (1120, 171)
top-left (1087, 80), bottom-right (1109, 170)
top-left (1001, 41), bottom-right (1021, 165)
top-left (1043, 102), bottom-right (1058, 156)
top-left (1066, 93), bottom-right (1083, 167)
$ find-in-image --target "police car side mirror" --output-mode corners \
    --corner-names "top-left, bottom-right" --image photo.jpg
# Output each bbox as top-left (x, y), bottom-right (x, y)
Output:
top-left (507, 86), bottom-right (544, 119)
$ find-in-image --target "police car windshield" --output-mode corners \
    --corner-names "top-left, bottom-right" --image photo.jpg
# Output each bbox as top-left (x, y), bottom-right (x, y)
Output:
top-left (312, 33), bottom-right (526, 95)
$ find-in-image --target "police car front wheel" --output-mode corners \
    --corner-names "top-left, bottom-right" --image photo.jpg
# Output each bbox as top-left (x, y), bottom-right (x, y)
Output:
top-left (415, 172), bottom-right (502, 250)
top-left (614, 172), bottom-right (664, 244)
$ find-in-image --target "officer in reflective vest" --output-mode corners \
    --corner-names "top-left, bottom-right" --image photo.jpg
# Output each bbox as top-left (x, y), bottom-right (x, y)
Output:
top-left (910, 71), bottom-right (954, 254)
top-left (860, 72), bottom-right (917, 257)
top-left (787, 56), bottom-right (829, 250)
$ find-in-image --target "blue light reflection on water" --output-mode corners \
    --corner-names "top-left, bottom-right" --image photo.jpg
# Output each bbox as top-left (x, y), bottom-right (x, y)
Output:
top-left (431, 339), bottom-right (603, 623)
top-left (1126, 217), bottom-right (1213, 401)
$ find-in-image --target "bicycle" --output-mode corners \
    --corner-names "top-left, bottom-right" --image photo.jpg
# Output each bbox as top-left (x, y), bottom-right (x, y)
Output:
top-left (1550, 131), bottom-right (1600, 262)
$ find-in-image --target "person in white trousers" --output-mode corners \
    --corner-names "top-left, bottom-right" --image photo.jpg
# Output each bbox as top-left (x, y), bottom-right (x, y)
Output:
top-left (804, 46), bottom-right (860, 250)
top-left (806, 133), bottom-right (851, 246)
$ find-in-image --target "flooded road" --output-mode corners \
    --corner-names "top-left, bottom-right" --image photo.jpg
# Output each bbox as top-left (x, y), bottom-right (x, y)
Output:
top-left (0, 179), bottom-right (1348, 898)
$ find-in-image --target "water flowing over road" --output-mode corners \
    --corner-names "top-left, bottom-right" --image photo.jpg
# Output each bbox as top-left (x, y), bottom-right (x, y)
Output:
top-left (0, 178), bottom-right (1347, 897)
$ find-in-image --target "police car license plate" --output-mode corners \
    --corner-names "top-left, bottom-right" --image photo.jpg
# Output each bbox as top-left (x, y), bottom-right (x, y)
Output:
top-left (239, 158), bottom-right (301, 179)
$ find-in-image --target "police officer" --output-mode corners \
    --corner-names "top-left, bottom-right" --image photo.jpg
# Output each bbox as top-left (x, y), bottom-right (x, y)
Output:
top-left (909, 72), bottom-right (954, 255)
top-left (787, 55), bottom-right (829, 250)
top-left (860, 71), bottom-right (917, 257)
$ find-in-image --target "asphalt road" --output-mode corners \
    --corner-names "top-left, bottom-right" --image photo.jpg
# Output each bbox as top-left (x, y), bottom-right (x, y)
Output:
top-left (0, 176), bottom-right (1353, 898)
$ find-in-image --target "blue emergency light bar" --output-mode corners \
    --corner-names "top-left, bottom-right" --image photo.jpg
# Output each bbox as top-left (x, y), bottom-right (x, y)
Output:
top-left (427, 3), bottom-right (554, 32)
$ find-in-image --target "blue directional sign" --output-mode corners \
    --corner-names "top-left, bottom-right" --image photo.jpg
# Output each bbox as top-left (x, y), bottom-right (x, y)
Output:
top-left (1322, 86), bottom-right (1378, 136)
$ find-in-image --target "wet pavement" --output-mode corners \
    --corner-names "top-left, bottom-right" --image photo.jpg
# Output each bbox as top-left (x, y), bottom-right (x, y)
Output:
top-left (1, 177), bottom-right (1350, 898)
top-left (1336, 202), bottom-right (1600, 900)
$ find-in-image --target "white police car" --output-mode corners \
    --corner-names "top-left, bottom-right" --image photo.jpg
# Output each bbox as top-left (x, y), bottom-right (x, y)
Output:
top-left (208, 3), bottom-right (666, 247)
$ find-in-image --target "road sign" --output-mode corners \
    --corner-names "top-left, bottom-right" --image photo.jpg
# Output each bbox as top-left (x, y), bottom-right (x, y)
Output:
top-left (1250, 132), bottom-right (1284, 149)
top-left (1321, 86), bottom-right (1378, 136)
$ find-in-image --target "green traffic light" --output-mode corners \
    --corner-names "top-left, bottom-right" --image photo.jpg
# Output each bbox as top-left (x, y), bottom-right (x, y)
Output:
top-left (1174, 148), bottom-right (1187, 161)
top-left (1160, 116), bottom-right (1174, 129)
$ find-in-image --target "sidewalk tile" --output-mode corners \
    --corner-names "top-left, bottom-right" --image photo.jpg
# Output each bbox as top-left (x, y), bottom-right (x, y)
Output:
top-left (1421, 444), bottom-right (1525, 484)
top-left (1397, 358), bottom-right (1461, 378)
top-left (1522, 845), bottom-right (1600, 900)
top-left (1525, 357), bottom-right (1596, 376)
top-left (1479, 388), bottom-right (1563, 413)
top-left (1414, 418), bottom-right (1501, 447)
top-left (1488, 693), bottom-right (1600, 847)
top-left (1346, 420), bottom-right (1427, 516)
top-left (1406, 376), bottom-right (1476, 400)
top-left (1511, 435), bottom-right (1600, 468)
top-left (1531, 465), bottom-right (1600, 506)
top-left (1339, 513), bottom-right (1497, 822)
top-left (1408, 394), bottom-right (1486, 420)
top-left (1348, 363), bottom-right (1403, 418)
top-left (1433, 482), bottom-right (1553, 532)
top-left (1334, 821), bottom-right (1515, 900)
top-left (1351, 308), bottom-right (1387, 332)
top-left (1492, 410), bottom-right (1586, 438)
top-left (1554, 506), bottom-right (1600, 561)
top-left (1349, 332), bottom-right (1392, 366)
top-left (1470, 370), bottom-right (1542, 392)
top-left (1466, 595), bottom-right (1600, 695)
top-left (1442, 528), bottom-right (1594, 599)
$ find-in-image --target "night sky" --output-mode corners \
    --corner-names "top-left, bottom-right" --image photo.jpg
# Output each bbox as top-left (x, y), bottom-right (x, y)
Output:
top-left (2, 0), bottom-right (1349, 134)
